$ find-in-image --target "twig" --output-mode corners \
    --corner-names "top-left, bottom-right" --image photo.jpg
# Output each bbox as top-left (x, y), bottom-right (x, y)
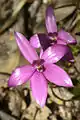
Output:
top-left (0, 72), bottom-right (11, 76)
top-left (33, 107), bottom-right (40, 120)
top-left (0, 0), bottom-right (28, 34)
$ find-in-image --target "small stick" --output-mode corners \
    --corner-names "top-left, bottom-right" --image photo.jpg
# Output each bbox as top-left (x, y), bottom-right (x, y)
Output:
top-left (0, 0), bottom-right (32, 34)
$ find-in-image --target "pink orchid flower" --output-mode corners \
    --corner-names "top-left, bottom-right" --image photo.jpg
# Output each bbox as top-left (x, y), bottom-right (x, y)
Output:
top-left (8, 32), bottom-right (73, 107)
top-left (30, 6), bottom-right (77, 62)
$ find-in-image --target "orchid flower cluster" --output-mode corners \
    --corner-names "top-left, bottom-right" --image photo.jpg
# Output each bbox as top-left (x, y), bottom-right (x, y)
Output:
top-left (8, 6), bottom-right (77, 107)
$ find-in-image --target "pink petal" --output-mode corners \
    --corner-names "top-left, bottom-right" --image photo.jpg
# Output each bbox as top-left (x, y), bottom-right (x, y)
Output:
top-left (30, 71), bottom-right (47, 107)
top-left (62, 48), bottom-right (74, 62)
top-left (46, 6), bottom-right (57, 33)
top-left (8, 65), bottom-right (35, 87)
top-left (30, 34), bottom-right (41, 48)
top-left (37, 34), bottom-right (51, 51)
top-left (15, 32), bottom-right (39, 64)
top-left (43, 63), bottom-right (73, 87)
top-left (41, 44), bottom-right (69, 63)
top-left (40, 49), bottom-right (43, 58)
top-left (57, 39), bottom-right (67, 45)
top-left (58, 29), bottom-right (77, 45)
top-left (30, 33), bottom-right (50, 51)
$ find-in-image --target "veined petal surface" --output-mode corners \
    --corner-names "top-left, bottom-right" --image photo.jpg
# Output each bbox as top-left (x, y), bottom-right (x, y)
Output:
top-left (8, 65), bottom-right (35, 87)
top-left (41, 44), bottom-right (69, 63)
top-left (43, 63), bottom-right (73, 87)
top-left (15, 32), bottom-right (39, 64)
top-left (46, 6), bottom-right (57, 33)
top-left (30, 71), bottom-right (47, 107)
top-left (30, 34), bottom-right (41, 48)
top-left (58, 29), bottom-right (77, 45)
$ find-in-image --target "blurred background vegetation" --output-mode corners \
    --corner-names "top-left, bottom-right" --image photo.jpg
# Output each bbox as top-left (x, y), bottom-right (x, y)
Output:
top-left (0, 0), bottom-right (80, 120)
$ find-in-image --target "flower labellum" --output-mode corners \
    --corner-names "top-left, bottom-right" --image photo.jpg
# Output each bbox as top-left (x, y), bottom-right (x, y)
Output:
top-left (8, 32), bottom-right (73, 107)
